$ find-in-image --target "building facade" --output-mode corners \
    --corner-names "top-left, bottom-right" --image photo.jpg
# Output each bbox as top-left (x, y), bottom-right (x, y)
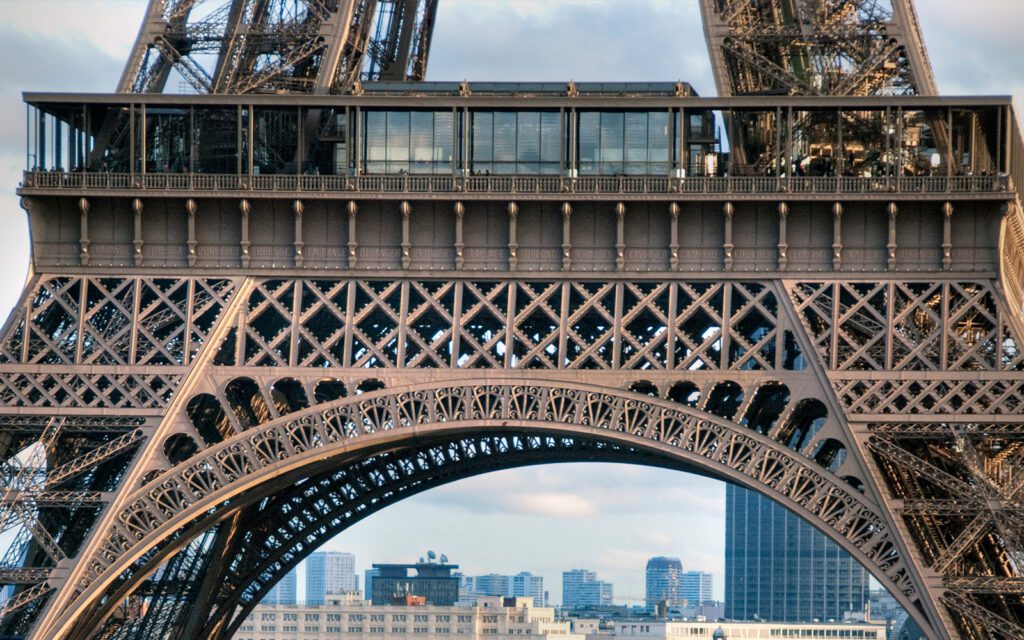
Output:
top-left (563, 570), bottom-right (614, 610)
top-left (462, 572), bottom-right (545, 607)
top-left (372, 563), bottom-right (461, 606)
top-left (725, 485), bottom-right (870, 622)
top-left (512, 573), bottom-right (545, 607)
top-left (613, 620), bottom-right (886, 640)
top-left (680, 572), bottom-right (713, 606)
top-left (235, 595), bottom-right (580, 640)
top-left (644, 557), bottom-right (683, 611)
top-left (263, 568), bottom-right (298, 606)
top-left (307, 552), bottom-right (357, 605)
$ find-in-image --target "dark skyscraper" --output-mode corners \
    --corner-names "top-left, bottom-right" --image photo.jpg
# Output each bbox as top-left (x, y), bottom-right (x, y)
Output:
top-left (645, 557), bottom-right (684, 610)
top-left (726, 485), bottom-right (870, 622)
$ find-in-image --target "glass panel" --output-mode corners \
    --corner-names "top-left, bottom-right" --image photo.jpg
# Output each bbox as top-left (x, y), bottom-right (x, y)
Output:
top-left (252, 108), bottom-right (298, 175)
top-left (493, 112), bottom-right (516, 174)
top-left (365, 110), bottom-right (387, 174)
top-left (194, 108), bottom-right (239, 174)
top-left (578, 112), bottom-right (599, 175)
top-left (472, 111), bottom-right (494, 175)
top-left (145, 107), bottom-right (191, 173)
top-left (386, 111), bottom-right (410, 172)
top-left (517, 111), bottom-right (540, 174)
top-left (600, 112), bottom-right (624, 174)
top-left (540, 112), bottom-right (561, 175)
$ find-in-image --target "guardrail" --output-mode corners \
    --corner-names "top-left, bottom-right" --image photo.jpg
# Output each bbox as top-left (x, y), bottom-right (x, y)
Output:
top-left (21, 171), bottom-right (1013, 197)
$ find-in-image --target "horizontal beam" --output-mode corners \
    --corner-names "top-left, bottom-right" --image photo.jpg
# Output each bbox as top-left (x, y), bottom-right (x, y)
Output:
top-left (24, 92), bottom-right (1015, 110)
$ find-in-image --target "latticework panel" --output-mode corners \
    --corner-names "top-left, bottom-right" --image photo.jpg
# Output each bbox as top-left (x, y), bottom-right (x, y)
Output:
top-left (1, 276), bottom-right (237, 367)
top-left (791, 280), bottom-right (1023, 372)
top-left (214, 279), bottom-right (803, 371)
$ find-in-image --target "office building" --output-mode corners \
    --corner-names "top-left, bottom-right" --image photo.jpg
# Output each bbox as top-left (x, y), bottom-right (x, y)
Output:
top-left (365, 568), bottom-right (381, 601)
top-left (680, 571), bottom-right (713, 606)
top-left (462, 572), bottom-right (545, 607)
top-left (513, 572), bottom-right (545, 607)
top-left (562, 570), bottom-right (613, 610)
top-left (725, 485), bottom-right (870, 622)
top-left (644, 557), bottom-right (683, 611)
top-left (372, 560), bottom-right (460, 606)
top-left (263, 567), bottom-right (298, 605)
top-left (236, 594), bottom-right (582, 640)
top-left (306, 551), bottom-right (357, 605)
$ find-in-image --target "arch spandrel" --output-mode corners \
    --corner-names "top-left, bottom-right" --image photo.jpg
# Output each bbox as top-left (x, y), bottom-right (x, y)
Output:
top-left (51, 378), bottom-right (929, 640)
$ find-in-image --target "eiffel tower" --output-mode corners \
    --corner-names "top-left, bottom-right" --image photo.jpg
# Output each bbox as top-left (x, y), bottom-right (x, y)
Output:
top-left (2, 1), bottom-right (1023, 638)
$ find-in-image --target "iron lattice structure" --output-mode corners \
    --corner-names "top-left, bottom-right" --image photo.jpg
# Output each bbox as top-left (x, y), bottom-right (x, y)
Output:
top-left (120, 0), bottom-right (439, 94)
top-left (699, 0), bottom-right (938, 98)
top-left (2, 1), bottom-right (1024, 639)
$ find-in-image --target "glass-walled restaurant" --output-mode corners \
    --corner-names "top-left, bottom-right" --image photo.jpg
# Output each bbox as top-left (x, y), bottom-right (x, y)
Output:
top-left (21, 88), bottom-right (1017, 194)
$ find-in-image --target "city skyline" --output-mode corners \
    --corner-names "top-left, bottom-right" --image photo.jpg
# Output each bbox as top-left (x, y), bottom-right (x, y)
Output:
top-left (1, 0), bottom-right (1023, 609)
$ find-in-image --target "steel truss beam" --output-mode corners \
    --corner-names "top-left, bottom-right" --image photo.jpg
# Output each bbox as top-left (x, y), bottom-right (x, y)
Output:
top-left (120, 0), bottom-right (439, 94)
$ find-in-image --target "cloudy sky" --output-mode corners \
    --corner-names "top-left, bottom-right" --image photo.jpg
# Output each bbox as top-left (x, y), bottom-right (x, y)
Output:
top-left (1, 0), bottom-right (1023, 605)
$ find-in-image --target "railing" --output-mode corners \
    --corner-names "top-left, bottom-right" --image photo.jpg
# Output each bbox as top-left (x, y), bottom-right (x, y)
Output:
top-left (20, 171), bottom-right (1013, 197)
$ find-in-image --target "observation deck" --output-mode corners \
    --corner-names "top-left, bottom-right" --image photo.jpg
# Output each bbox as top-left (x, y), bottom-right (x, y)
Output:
top-left (14, 83), bottom-right (1024, 308)
top-left (19, 84), bottom-right (1018, 202)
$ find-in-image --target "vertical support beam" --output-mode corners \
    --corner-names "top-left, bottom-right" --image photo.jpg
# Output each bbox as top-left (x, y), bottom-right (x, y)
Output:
top-left (946, 106), bottom-right (954, 180)
top-left (723, 201), bottom-right (734, 271)
top-left (248, 104), bottom-right (255, 177)
top-left (887, 202), bottom-right (898, 270)
top-left (504, 283), bottom-right (517, 369)
top-left (615, 202), bottom-right (626, 271)
top-left (347, 201), bottom-right (358, 269)
top-left (942, 201), bottom-right (954, 271)
top-left (141, 104), bottom-right (148, 177)
top-left (669, 202), bottom-right (680, 271)
top-left (129, 104), bottom-right (136, 177)
top-left (561, 202), bottom-right (572, 270)
top-left (777, 201), bottom-right (788, 271)
top-left (291, 199), bottom-right (304, 268)
top-left (462, 107), bottom-right (470, 179)
top-left (508, 202), bottom-right (519, 271)
top-left (450, 281), bottom-right (463, 368)
top-left (183, 277), bottom-right (195, 365)
top-left (132, 198), bottom-right (144, 267)
top-left (237, 105), bottom-right (243, 176)
top-left (400, 201), bottom-right (412, 269)
top-left (775, 106), bottom-right (783, 188)
top-left (832, 202), bottom-right (843, 271)
top-left (78, 197), bottom-right (90, 266)
top-left (785, 107), bottom-right (794, 179)
top-left (397, 280), bottom-right (410, 366)
top-left (454, 201), bottom-right (465, 269)
top-left (187, 199), bottom-right (198, 267)
top-left (239, 199), bottom-right (251, 268)
top-left (895, 107), bottom-right (903, 192)
top-left (679, 107), bottom-right (687, 177)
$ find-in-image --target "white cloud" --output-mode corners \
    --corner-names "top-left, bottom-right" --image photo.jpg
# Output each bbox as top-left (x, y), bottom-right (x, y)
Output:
top-left (507, 492), bottom-right (600, 518)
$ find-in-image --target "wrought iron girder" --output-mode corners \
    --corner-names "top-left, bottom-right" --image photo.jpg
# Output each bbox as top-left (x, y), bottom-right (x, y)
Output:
top-left (942, 591), bottom-right (1024, 640)
top-left (44, 431), bottom-right (144, 490)
top-left (0, 583), bottom-right (54, 623)
top-left (945, 577), bottom-right (1024, 595)
top-left (701, 0), bottom-right (937, 97)
top-left (0, 568), bottom-right (52, 585)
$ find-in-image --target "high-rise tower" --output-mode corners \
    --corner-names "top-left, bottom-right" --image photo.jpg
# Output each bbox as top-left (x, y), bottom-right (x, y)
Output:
top-left (725, 485), bottom-right (870, 622)
top-left (645, 557), bottom-right (684, 611)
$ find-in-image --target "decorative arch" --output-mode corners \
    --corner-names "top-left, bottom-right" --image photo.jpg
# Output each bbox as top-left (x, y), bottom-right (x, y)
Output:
top-left (48, 378), bottom-right (930, 640)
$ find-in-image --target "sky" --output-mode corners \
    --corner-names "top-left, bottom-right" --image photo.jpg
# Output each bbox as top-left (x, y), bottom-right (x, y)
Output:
top-left (1, 0), bottom-right (1023, 606)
